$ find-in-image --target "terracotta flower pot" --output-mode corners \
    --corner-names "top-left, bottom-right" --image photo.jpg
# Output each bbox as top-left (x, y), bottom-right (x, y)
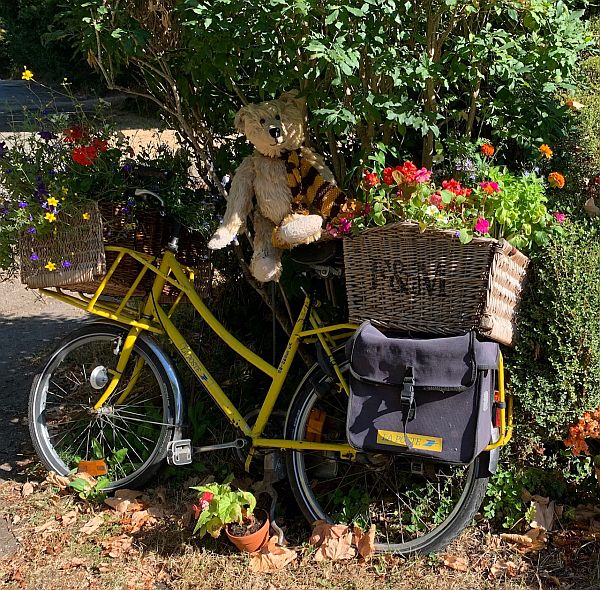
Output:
top-left (225, 509), bottom-right (270, 553)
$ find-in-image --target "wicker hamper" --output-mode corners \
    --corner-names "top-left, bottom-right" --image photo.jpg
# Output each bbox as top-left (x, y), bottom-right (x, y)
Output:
top-left (343, 222), bottom-right (529, 346)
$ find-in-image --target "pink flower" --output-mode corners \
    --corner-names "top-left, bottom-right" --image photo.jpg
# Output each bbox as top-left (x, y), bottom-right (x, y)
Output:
top-left (474, 217), bottom-right (490, 234)
top-left (326, 223), bottom-right (340, 238)
top-left (429, 193), bottom-right (443, 208)
top-left (339, 217), bottom-right (352, 235)
top-left (553, 211), bottom-right (567, 224)
top-left (479, 181), bottom-right (500, 194)
top-left (414, 167), bottom-right (431, 184)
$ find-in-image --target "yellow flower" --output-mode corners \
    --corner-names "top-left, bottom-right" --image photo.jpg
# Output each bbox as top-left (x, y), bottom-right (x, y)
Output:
top-left (45, 261), bottom-right (56, 271)
top-left (45, 212), bottom-right (57, 222)
top-left (82, 212), bottom-right (91, 220)
top-left (21, 67), bottom-right (34, 81)
top-left (47, 197), bottom-right (59, 207)
top-left (60, 187), bottom-right (68, 196)
top-left (539, 144), bottom-right (553, 159)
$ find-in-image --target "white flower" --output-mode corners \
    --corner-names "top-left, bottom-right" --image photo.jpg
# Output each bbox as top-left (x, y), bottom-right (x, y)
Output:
top-left (425, 205), bottom-right (439, 217)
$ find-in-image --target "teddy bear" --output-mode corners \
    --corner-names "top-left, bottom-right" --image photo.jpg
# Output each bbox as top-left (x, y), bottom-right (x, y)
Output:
top-left (207, 91), bottom-right (346, 282)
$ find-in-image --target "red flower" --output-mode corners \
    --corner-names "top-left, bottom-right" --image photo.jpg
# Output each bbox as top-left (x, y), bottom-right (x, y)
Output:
top-left (442, 179), bottom-right (471, 198)
top-left (397, 161), bottom-right (417, 184)
top-left (481, 143), bottom-right (495, 157)
top-left (92, 138), bottom-right (109, 152)
top-left (363, 171), bottom-right (379, 187)
top-left (200, 491), bottom-right (214, 504)
top-left (382, 167), bottom-right (394, 185)
top-left (63, 126), bottom-right (86, 143)
top-left (72, 145), bottom-right (98, 166)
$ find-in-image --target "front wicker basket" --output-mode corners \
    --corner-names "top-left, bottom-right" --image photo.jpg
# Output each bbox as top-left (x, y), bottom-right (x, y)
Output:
top-left (20, 202), bottom-right (212, 300)
top-left (343, 222), bottom-right (529, 346)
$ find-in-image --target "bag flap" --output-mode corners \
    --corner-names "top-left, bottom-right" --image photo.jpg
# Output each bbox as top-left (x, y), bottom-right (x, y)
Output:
top-left (347, 322), bottom-right (480, 391)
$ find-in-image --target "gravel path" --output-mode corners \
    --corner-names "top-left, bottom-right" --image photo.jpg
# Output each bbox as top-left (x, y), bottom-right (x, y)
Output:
top-left (0, 280), bottom-right (87, 472)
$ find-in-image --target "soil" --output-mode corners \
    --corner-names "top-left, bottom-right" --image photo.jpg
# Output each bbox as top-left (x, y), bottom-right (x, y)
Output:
top-left (227, 511), bottom-right (267, 537)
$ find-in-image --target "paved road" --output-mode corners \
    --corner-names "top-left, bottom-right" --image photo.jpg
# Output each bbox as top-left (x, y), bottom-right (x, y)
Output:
top-left (0, 280), bottom-right (87, 471)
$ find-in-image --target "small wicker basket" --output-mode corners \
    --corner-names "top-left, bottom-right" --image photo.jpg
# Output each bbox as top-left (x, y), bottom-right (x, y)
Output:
top-left (20, 202), bottom-right (212, 300)
top-left (20, 203), bottom-right (106, 289)
top-left (343, 222), bottom-right (529, 346)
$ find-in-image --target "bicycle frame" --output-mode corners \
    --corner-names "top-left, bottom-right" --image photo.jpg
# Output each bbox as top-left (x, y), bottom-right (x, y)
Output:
top-left (41, 246), bottom-right (359, 459)
top-left (41, 244), bottom-right (512, 462)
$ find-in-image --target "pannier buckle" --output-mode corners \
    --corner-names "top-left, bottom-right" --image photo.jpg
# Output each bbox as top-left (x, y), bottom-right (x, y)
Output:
top-left (401, 367), bottom-right (416, 421)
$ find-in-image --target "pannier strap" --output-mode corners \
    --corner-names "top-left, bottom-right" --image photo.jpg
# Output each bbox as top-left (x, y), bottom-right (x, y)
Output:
top-left (401, 367), bottom-right (416, 421)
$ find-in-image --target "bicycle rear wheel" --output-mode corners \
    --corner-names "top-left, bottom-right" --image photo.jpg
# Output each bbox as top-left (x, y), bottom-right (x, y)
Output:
top-left (285, 356), bottom-right (489, 555)
top-left (29, 323), bottom-right (177, 491)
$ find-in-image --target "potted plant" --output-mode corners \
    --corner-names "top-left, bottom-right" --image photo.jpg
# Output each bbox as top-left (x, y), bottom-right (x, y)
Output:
top-left (191, 477), bottom-right (270, 553)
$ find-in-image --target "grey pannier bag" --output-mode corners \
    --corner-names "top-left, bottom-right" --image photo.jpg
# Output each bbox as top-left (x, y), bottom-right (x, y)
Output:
top-left (345, 322), bottom-right (499, 464)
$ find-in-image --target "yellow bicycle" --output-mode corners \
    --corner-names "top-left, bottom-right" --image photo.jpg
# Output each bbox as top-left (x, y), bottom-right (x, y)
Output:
top-left (28, 190), bottom-right (512, 554)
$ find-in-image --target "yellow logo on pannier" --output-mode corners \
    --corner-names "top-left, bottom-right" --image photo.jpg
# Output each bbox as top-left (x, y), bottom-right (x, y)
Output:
top-left (376, 430), bottom-right (443, 452)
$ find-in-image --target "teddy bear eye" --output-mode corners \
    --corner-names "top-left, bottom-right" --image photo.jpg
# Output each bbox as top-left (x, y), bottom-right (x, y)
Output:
top-left (260, 118), bottom-right (265, 124)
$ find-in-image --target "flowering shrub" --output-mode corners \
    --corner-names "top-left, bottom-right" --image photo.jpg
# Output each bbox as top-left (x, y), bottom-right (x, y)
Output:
top-left (339, 143), bottom-right (567, 253)
top-left (191, 478), bottom-right (256, 538)
top-left (0, 102), bottom-right (216, 276)
top-left (564, 408), bottom-right (600, 457)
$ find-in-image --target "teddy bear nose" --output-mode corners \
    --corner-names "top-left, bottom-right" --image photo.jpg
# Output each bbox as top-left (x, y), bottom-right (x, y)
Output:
top-left (269, 126), bottom-right (281, 139)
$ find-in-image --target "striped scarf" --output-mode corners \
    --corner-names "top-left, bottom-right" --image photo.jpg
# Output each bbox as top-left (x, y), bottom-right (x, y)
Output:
top-left (282, 149), bottom-right (345, 219)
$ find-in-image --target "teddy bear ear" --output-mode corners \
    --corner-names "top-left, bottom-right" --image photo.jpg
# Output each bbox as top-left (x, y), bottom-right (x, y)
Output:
top-left (279, 90), bottom-right (306, 112)
top-left (234, 107), bottom-right (248, 133)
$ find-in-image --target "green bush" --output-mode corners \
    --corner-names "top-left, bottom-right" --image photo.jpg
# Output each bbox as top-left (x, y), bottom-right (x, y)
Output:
top-left (507, 221), bottom-right (600, 444)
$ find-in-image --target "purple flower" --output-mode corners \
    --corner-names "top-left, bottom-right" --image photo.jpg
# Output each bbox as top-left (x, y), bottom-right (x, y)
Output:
top-left (121, 163), bottom-right (132, 173)
top-left (4, 168), bottom-right (12, 174)
top-left (0, 207), bottom-right (8, 216)
top-left (48, 169), bottom-right (57, 177)
top-left (553, 211), bottom-right (567, 224)
top-left (62, 260), bottom-right (72, 268)
top-left (18, 201), bottom-right (28, 208)
top-left (34, 182), bottom-right (49, 198)
top-left (30, 253), bottom-right (39, 261)
top-left (38, 130), bottom-right (57, 141)
top-left (122, 206), bottom-right (130, 214)
top-left (0, 142), bottom-right (7, 158)
top-left (27, 227), bottom-right (37, 234)
top-left (339, 217), bottom-right (352, 235)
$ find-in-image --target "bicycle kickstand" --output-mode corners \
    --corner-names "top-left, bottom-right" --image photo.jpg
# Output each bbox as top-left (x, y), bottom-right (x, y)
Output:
top-left (252, 451), bottom-right (287, 546)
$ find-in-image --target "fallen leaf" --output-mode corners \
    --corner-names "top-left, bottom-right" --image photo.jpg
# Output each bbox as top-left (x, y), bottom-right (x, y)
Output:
top-left (60, 557), bottom-right (88, 570)
top-left (489, 559), bottom-right (518, 579)
top-left (443, 554), bottom-right (468, 572)
top-left (45, 471), bottom-right (71, 490)
top-left (101, 534), bottom-right (135, 558)
top-left (80, 515), bottom-right (104, 535)
top-left (0, 463), bottom-right (13, 472)
top-left (21, 482), bottom-right (34, 498)
top-left (104, 489), bottom-right (145, 514)
top-left (353, 524), bottom-right (376, 560)
top-left (584, 197), bottom-right (600, 218)
top-left (35, 519), bottom-right (58, 534)
top-left (309, 520), bottom-right (349, 547)
top-left (501, 528), bottom-right (547, 553)
top-left (566, 98), bottom-right (585, 111)
top-left (314, 530), bottom-right (355, 562)
top-left (61, 509), bottom-right (79, 527)
top-left (249, 536), bottom-right (297, 572)
top-left (15, 459), bottom-right (33, 468)
top-left (500, 533), bottom-right (533, 547)
top-left (530, 499), bottom-right (555, 531)
top-left (125, 510), bottom-right (157, 533)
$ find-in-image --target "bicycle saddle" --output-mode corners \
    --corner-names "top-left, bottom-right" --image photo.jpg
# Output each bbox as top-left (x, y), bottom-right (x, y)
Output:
top-left (288, 239), bottom-right (342, 268)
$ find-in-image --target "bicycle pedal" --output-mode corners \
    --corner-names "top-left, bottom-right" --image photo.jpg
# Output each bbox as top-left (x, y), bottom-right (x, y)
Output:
top-left (167, 439), bottom-right (193, 466)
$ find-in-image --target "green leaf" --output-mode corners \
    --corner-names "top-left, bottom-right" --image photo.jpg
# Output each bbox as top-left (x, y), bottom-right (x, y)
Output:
top-left (458, 229), bottom-right (473, 244)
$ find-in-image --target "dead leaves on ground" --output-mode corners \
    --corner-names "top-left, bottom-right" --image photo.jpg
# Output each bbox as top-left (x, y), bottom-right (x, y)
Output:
top-left (249, 536), bottom-right (297, 572)
top-left (309, 520), bottom-right (375, 562)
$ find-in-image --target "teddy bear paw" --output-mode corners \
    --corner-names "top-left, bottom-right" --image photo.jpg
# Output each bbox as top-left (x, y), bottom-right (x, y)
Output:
top-left (250, 257), bottom-right (282, 283)
top-left (276, 214), bottom-right (323, 246)
top-left (208, 228), bottom-right (236, 250)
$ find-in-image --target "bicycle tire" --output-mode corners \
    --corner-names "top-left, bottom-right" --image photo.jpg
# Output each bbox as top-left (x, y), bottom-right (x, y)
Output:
top-left (29, 323), bottom-right (177, 491)
top-left (285, 354), bottom-right (490, 555)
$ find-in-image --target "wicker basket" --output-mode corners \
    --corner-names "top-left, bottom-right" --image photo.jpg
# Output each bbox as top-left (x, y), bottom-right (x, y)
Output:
top-left (343, 222), bottom-right (529, 346)
top-left (20, 202), bottom-right (212, 300)
top-left (20, 203), bottom-right (106, 289)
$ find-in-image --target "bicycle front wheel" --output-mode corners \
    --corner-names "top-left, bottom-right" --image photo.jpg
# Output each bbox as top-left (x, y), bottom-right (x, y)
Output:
top-left (285, 356), bottom-right (489, 555)
top-left (29, 323), bottom-right (177, 491)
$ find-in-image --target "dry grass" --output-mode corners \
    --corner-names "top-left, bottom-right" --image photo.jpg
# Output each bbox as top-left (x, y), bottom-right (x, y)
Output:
top-left (1, 465), bottom-right (599, 590)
